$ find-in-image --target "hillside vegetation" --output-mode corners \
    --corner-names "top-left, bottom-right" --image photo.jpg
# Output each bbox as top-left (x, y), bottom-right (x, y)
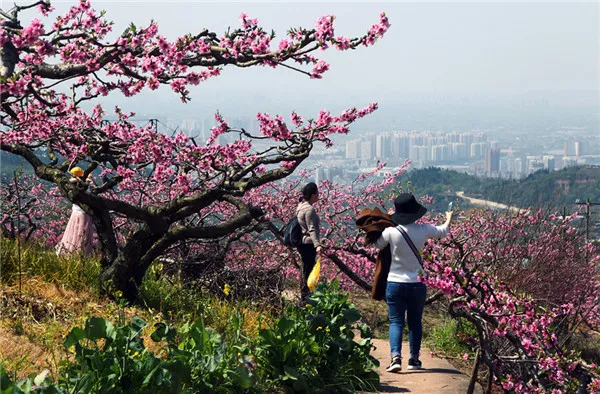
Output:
top-left (396, 166), bottom-right (600, 212)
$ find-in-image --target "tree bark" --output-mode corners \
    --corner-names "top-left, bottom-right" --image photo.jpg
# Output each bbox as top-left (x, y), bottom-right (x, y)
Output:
top-left (99, 226), bottom-right (164, 303)
top-left (326, 253), bottom-right (372, 292)
top-left (467, 348), bottom-right (481, 394)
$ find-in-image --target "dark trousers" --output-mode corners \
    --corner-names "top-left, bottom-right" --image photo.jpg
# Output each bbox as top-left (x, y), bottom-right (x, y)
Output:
top-left (297, 243), bottom-right (317, 300)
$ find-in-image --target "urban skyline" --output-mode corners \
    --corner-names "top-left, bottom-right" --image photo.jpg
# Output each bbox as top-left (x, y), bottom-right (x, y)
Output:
top-left (164, 114), bottom-right (597, 185)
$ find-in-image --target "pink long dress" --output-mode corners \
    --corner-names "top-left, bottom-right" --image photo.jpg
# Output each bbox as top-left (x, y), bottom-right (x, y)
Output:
top-left (55, 204), bottom-right (94, 256)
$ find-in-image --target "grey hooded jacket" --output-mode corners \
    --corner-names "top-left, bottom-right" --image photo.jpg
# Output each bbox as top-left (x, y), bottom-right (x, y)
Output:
top-left (296, 201), bottom-right (322, 247)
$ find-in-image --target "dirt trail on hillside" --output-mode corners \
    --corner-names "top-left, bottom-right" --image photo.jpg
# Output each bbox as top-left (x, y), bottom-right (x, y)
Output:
top-left (369, 339), bottom-right (482, 393)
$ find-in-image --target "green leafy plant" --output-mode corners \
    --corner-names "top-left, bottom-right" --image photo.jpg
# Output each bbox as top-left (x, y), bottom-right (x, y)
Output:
top-left (163, 315), bottom-right (256, 393)
top-left (60, 316), bottom-right (173, 393)
top-left (256, 280), bottom-right (380, 393)
top-left (1, 281), bottom-right (380, 393)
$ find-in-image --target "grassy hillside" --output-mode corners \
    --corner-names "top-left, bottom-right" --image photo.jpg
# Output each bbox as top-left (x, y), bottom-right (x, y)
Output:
top-left (0, 239), bottom-right (385, 393)
top-left (0, 239), bottom-right (273, 379)
top-left (395, 166), bottom-right (600, 212)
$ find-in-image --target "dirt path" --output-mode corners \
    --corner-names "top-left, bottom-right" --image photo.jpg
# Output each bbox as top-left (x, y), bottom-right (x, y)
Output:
top-left (369, 339), bottom-right (481, 393)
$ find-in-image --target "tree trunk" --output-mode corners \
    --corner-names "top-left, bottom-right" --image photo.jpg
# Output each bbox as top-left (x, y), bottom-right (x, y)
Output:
top-left (467, 348), bottom-right (481, 394)
top-left (99, 227), bottom-right (163, 303)
top-left (92, 208), bottom-right (119, 270)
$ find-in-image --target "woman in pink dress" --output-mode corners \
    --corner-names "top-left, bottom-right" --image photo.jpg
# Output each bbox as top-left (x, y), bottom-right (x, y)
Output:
top-left (55, 167), bottom-right (94, 256)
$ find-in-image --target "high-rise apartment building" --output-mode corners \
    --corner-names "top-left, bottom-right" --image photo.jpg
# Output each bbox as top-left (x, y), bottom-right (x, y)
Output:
top-left (375, 134), bottom-right (391, 158)
top-left (459, 132), bottom-right (474, 146)
top-left (431, 145), bottom-right (444, 162)
top-left (543, 156), bottom-right (555, 172)
top-left (360, 141), bottom-right (373, 160)
top-left (514, 157), bottom-right (526, 178)
top-left (470, 142), bottom-right (486, 158)
top-left (451, 143), bottom-right (468, 160)
top-left (345, 139), bottom-right (361, 159)
top-left (564, 139), bottom-right (577, 157)
top-left (485, 148), bottom-right (500, 176)
top-left (418, 146), bottom-right (430, 162)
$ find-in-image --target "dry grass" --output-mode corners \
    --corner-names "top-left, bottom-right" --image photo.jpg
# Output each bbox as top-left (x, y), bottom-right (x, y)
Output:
top-left (0, 274), bottom-right (278, 380)
top-left (0, 276), bottom-right (161, 380)
top-left (0, 325), bottom-right (53, 378)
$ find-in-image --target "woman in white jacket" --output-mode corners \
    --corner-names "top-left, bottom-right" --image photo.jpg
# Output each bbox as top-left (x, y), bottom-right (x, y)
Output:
top-left (374, 193), bottom-right (453, 373)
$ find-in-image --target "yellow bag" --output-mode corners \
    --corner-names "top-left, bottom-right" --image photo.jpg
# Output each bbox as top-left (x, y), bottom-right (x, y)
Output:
top-left (307, 256), bottom-right (321, 291)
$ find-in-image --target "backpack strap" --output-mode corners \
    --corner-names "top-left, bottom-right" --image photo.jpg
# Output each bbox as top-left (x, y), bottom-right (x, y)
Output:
top-left (396, 225), bottom-right (424, 271)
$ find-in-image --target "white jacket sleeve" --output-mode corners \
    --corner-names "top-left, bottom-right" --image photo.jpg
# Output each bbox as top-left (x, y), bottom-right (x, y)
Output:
top-left (374, 228), bottom-right (390, 250)
top-left (425, 223), bottom-right (449, 239)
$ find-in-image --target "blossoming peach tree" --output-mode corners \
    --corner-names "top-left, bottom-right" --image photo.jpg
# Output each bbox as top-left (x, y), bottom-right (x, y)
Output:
top-left (422, 211), bottom-right (600, 393)
top-left (0, 0), bottom-right (389, 301)
top-left (237, 176), bottom-right (600, 392)
top-left (3, 2), bottom-right (599, 391)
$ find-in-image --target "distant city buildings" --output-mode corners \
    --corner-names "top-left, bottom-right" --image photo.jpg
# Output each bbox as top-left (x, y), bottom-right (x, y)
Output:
top-left (160, 116), bottom-right (596, 184)
top-left (338, 130), bottom-right (593, 181)
top-left (561, 138), bottom-right (585, 171)
top-left (543, 156), bottom-right (555, 172)
top-left (485, 148), bottom-right (500, 176)
top-left (344, 130), bottom-right (490, 165)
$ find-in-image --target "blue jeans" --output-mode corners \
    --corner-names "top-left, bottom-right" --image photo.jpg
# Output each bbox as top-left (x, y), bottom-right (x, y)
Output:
top-left (386, 282), bottom-right (427, 360)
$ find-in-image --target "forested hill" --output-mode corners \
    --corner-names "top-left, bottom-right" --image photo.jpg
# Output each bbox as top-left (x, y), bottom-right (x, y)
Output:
top-left (394, 166), bottom-right (600, 212)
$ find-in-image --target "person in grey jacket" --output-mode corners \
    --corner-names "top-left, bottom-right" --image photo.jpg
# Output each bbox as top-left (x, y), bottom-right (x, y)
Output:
top-left (296, 182), bottom-right (323, 300)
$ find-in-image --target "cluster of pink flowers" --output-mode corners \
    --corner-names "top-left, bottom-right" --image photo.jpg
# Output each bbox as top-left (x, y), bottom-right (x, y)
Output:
top-left (256, 113), bottom-right (293, 141)
top-left (11, 18), bottom-right (45, 48)
top-left (364, 12), bottom-right (391, 47)
top-left (3, 3), bottom-right (598, 391)
top-left (315, 15), bottom-right (335, 43)
top-left (310, 60), bottom-right (330, 79)
top-left (1, 174), bottom-right (73, 247)
top-left (419, 208), bottom-right (600, 392)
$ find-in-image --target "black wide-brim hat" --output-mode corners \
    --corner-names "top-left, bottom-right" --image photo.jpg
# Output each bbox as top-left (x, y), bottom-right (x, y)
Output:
top-left (391, 193), bottom-right (427, 225)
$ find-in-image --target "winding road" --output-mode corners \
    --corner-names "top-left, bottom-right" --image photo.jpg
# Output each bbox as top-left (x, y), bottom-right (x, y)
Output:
top-left (456, 191), bottom-right (528, 214)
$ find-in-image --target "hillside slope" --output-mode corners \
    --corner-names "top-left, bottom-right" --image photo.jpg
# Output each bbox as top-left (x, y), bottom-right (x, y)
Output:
top-left (394, 166), bottom-right (600, 212)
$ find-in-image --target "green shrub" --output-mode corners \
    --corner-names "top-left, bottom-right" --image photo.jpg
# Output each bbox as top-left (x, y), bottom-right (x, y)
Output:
top-left (164, 315), bottom-right (257, 393)
top-left (255, 280), bottom-right (380, 393)
top-left (1, 314), bottom-right (258, 394)
top-left (1, 281), bottom-right (379, 393)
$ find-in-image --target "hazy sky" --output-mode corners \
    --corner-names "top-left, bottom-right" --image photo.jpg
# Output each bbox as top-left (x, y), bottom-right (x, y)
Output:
top-left (4, 1), bottom-right (599, 124)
